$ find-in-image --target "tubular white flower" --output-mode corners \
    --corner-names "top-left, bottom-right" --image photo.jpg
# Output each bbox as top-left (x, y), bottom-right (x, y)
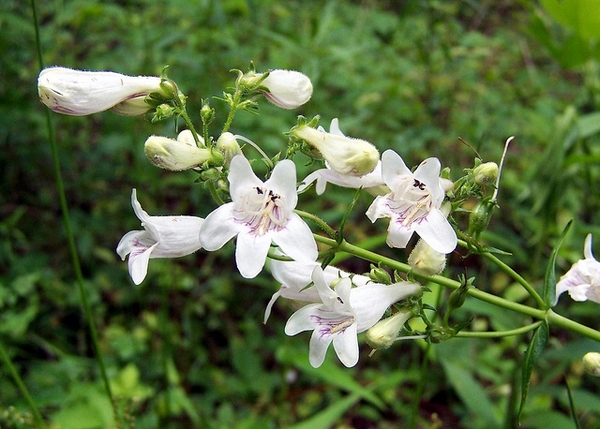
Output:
top-left (555, 234), bottom-right (600, 305)
top-left (408, 239), bottom-right (447, 276)
top-left (284, 266), bottom-right (421, 368)
top-left (199, 155), bottom-right (318, 279)
top-left (144, 131), bottom-right (211, 171)
top-left (366, 150), bottom-right (457, 254)
top-left (365, 309), bottom-right (413, 350)
top-left (37, 67), bottom-right (162, 116)
top-left (292, 118), bottom-right (379, 176)
top-left (116, 189), bottom-right (204, 285)
top-left (261, 69), bottom-right (313, 109)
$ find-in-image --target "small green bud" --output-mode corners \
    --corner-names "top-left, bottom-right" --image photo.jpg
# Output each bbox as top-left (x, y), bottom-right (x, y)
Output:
top-left (473, 161), bottom-right (499, 186)
top-left (583, 352), bottom-right (600, 377)
top-left (159, 79), bottom-right (179, 99)
top-left (369, 265), bottom-right (392, 284)
top-left (201, 102), bottom-right (215, 125)
top-left (365, 310), bottom-right (413, 350)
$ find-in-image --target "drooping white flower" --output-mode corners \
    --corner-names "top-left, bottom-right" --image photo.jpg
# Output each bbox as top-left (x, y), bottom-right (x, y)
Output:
top-left (116, 189), bottom-right (204, 285)
top-left (366, 150), bottom-right (457, 254)
top-left (285, 266), bottom-right (421, 368)
top-left (37, 67), bottom-right (162, 116)
top-left (291, 118), bottom-right (379, 177)
top-left (555, 234), bottom-right (600, 304)
top-left (261, 70), bottom-right (313, 109)
top-left (298, 160), bottom-right (388, 195)
top-left (199, 155), bottom-right (318, 279)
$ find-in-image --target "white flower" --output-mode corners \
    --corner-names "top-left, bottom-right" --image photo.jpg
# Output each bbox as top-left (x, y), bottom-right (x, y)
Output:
top-left (285, 266), bottom-right (421, 368)
top-left (555, 234), bottom-right (600, 304)
top-left (199, 155), bottom-right (318, 279)
top-left (408, 239), bottom-right (447, 276)
top-left (291, 118), bottom-right (379, 176)
top-left (366, 150), bottom-right (457, 254)
top-left (116, 189), bottom-right (204, 285)
top-left (298, 161), bottom-right (387, 195)
top-left (261, 70), bottom-right (313, 109)
top-left (37, 67), bottom-right (162, 116)
top-left (144, 131), bottom-right (213, 171)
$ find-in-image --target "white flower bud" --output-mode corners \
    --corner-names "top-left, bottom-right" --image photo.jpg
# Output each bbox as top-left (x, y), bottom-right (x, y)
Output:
top-left (583, 352), bottom-right (600, 377)
top-left (408, 239), bottom-right (447, 276)
top-left (292, 119), bottom-right (379, 176)
top-left (37, 67), bottom-right (163, 116)
top-left (261, 70), bottom-right (313, 109)
top-left (216, 132), bottom-right (243, 167)
top-left (144, 133), bottom-right (212, 171)
top-left (365, 310), bottom-right (413, 350)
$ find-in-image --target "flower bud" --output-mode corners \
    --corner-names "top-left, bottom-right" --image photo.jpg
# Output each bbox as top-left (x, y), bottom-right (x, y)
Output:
top-left (291, 119), bottom-right (379, 176)
top-left (369, 265), bottom-right (392, 284)
top-left (261, 70), bottom-right (313, 109)
top-left (144, 133), bottom-right (213, 171)
top-left (37, 67), bottom-right (163, 116)
top-left (216, 132), bottom-right (243, 167)
top-left (583, 352), bottom-right (600, 377)
top-left (408, 239), bottom-right (447, 276)
top-left (473, 161), bottom-right (499, 186)
top-left (468, 197), bottom-right (497, 237)
top-left (365, 310), bottom-right (413, 350)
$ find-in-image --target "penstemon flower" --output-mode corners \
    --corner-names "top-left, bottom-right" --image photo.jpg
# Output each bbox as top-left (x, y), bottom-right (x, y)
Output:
top-left (37, 67), bottom-right (163, 116)
top-left (555, 234), bottom-right (600, 304)
top-left (291, 118), bottom-right (379, 176)
top-left (116, 189), bottom-right (204, 285)
top-left (144, 131), bottom-right (214, 171)
top-left (366, 150), bottom-right (457, 254)
top-left (199, 155), bottom-right (318, 279)
top-left (285, 266), bottom-right (421, 368)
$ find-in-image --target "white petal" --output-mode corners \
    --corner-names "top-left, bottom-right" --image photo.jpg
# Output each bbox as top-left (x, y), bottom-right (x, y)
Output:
top-left (271, 258), bottom-right (319, 289)
top-left (199, 204), bottom-right (240, 251)
top-left (413, 157), bottom-right (444, 203)
top-left (308, 328), bottom-right (334, 368)
top-left (272, 213), bottom-right (318, 263)
top-left (128, 242), bottom-right (158, 285)
top-left (263, 288), bottom-right (283, 324)
top-left (413, 209), bottom-right (457, 254)
top-left (332, 324), bottom-right (359, 367)
top-left (116, 230), bottom-right (153, 260)
top-left (228, 156), bottom-right (262, 201)
top-left (130, 189), bottom-right (160, 239)
top-left (285, 304), bottom-right (321, 335)
top-left (148, 216), bottom-right (204, 258)
top-left (584, 234), bottom-right (595, 260)
top-left (328, 118), bottom-right (344, 136)
top-left (235, 231), bottom-right (272, 278)
top-left (266, 159), bottom-right (298, 210)
top-left (386, 221), bottom-right (414, 249)
top-left (381, 150), bottom-right (411, 187)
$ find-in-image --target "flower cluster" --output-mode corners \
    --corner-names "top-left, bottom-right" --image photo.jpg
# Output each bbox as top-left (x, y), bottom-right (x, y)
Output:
top-left (38, 64), bottom-right (524, 368)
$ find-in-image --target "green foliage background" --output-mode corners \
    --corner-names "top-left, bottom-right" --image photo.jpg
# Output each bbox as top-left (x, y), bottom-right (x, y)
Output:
top-left (2, 0), bottom-right (600, 427)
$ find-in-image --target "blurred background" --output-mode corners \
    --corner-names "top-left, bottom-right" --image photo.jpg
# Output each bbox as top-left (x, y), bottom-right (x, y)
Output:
top-left (2, 0), bottom-right (600, 427)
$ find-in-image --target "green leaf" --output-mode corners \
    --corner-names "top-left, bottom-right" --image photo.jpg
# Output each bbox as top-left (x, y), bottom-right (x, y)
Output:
top-left (540, 0), bottom-right (600, 40)
top-left (518, 320), bottom-right (549, 421)
top-left (543, 220), bottom-right (572, 308)
top-left (577, 111), bottom-right (600, 139)
top-left (288, 392), bottom-right (361, 429)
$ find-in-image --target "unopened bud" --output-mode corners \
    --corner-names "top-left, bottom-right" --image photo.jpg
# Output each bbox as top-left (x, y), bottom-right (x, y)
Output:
top-left (583, 352), bottom-right (600, 377)
top-left (216, 132), bottom-right (243, 167)
top-left (261, 70), bottom-right (313, 109)
top-left (365, 310), bottom-right (413, 350)
top-left (468, 197), bottom-right (497, 237)
top-left (144, 132), bottom-right (213, 171)
top-left (291, 119), bottom-right (379, 176)
top-left (473, 161), bottom-right (499, 186)
top-left (369, 265), bottom-right (392, 284)
top-left (408, 239), bottom-right (447, 276)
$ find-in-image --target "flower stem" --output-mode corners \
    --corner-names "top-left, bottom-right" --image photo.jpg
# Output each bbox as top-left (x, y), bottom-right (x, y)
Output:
top-left (222, 88), bottom-right (242, 134)
top-left (295, 210), bottom-right (337, 238)
top-left (455, 321), bottom-right (542, 338)
top-left (314, 235), bottom-right (600, 341)
top-left (0, 340), bottom-right (47, 428)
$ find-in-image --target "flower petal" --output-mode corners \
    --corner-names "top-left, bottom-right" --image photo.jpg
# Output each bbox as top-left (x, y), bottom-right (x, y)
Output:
top-left (332, 324), bottom-right (359, 367)
top-left (235, 231), bottom-right (272, 278)
top-left (265, 159), bottom-right (298, 210)
top-left (413, 209), bottom-right (457, 254)
top-left (199, 204), bottom-right (240, 251)
top-left (385, 221), bottom-right (414, 249)
top-left (285, 304), bottom-right (321, 335)
top-left (381, 150), bottom-right (411, 187)
top-left (128, 242), bottom-right (159, 285)
top-left (308, 328), bottom-right (334, 368)
top-left (272, 213), bottom-right (318, 263)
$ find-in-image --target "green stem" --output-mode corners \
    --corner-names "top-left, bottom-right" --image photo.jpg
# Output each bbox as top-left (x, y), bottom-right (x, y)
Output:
top-left (31, 0), bottom-right (120, 425)
top-left (314, 235), bottom-right (600, 341)
top-left (222, 88), bottom-right (242, 134)
top-left (206, 181), bottom-right (224, 206)
top-left (179, 108), bottom-right (203, 147)
top-left (455, 321), bottom-right (542, 338)
top-left (295, 210), bottom-right (337, 238)
top-left (0, 339), bottom-right (47, 428)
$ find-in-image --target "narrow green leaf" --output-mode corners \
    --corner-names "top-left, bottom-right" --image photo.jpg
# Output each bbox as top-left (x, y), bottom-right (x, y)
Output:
top-left (565, 377), bottom-right (582, 429)
top-left (518, 320), bottom-right (549, 421)
top-left (289, 393), bottom-right (361, 429)
top-left (543, 220), bottom-right (572, 308)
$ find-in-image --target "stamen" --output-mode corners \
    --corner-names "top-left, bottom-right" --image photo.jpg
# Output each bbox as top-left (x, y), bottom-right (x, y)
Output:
top-left (235, 186), bottom-right (288, 235)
